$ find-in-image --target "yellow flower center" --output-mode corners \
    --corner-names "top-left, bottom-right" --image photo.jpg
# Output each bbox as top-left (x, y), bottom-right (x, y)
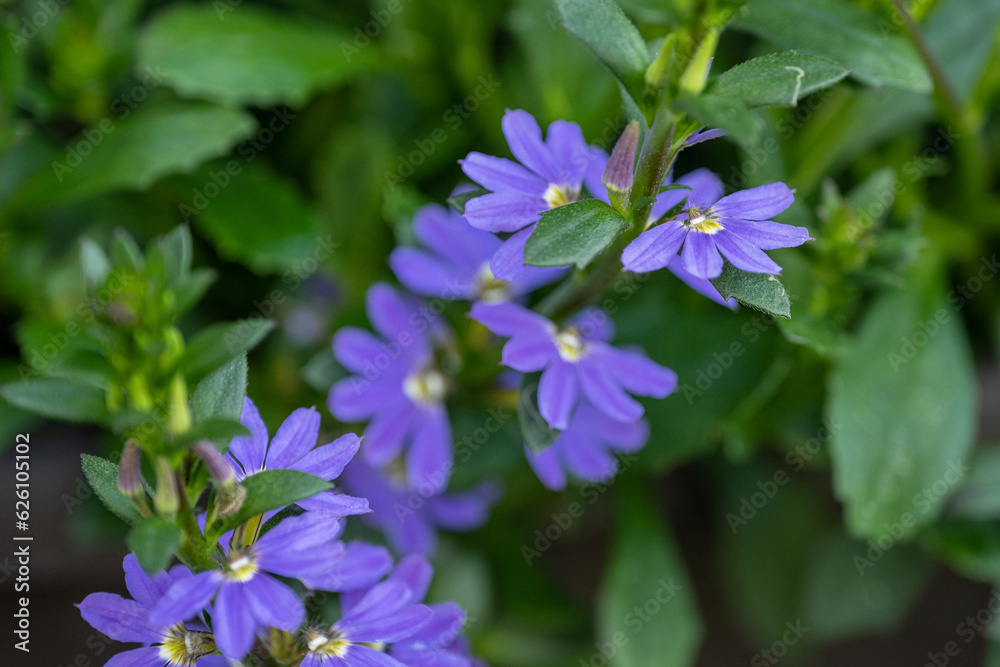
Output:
top-left (226, 551), bottom-right (259, 582)
top-left (555, 327), bottom-right (587, 362)
top-left (474, 263), bottom-right (511, 302)
top-left (403, 369), bottom-right (447, 405)
top-left (683, 207), bottom-right (724, 234)
top-left (543, 183), bottom-right (580, 209)
top-left (159, 627), bottom-right (216, 666)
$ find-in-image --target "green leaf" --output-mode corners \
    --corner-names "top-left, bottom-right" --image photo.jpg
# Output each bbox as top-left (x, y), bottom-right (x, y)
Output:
top-left (828, 272), bottom-right (976, 542)
top-left (191, 353), bottom-right (247, 424)
top-left (216, 470), bottom-right (332, 533)
top-left (947, 447), bottom-right (1000, 520)
top-left (555, 0), bottom-right (651, 103)
top-left (799, 533), bottom-right (931, 641)
top-left (182, 320), bottom-right (275, 381)
top-left (81, 454), bottom-right (142, 525)
top-left (710, 262), bottom-right (791, 319)
top-left (712, 51), bottom-right (849, 108)
top-left (731, 0), bottom-right (931, 92)
top-left (446, 188), bottom-right (489, 215)
top-left (0, 378), bottom-right (107, 424)
top-left (181, 161), bottom-right (323, 274)
top-left (524, 199), bottom-right (630, 269)
top-left (922, 521), bottom-right (1000, 585)
top-left (13, 102), bottom-right (257, 208)
top-left (598, 482), bottom-right (702, 666)
top-left (127, 517), bottom-right (182, 573)
top-left (518, 373), bottom-right (561, 455)
top-left (159, 225), bottom-right (193, 288)
top-left (79, 237), bottom-right (112, 290)
top-left (137, 4), bottom-right (377, 107)
top-left (110, 229), bottom-right (145, 272)
top-left (673, 94), bottom-right (763, 147)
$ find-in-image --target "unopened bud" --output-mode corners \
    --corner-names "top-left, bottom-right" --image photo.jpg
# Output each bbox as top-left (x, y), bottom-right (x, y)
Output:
top-left (153, 456), bottom-right (179, 519)
top-left (644, 32), bottom-right (676, 91)
top-left (679, 28), bottom-right (718, 95)
top-left (167, 374), bottom-right (191, 436)
top-left (194, 440), bottom-right (245, 519)
top-left (117, 441), bottom-right (145, 498)
top-left (194, 440), bottom-right (235, 490)
top-left (602, 121), bottom-right (639, 213)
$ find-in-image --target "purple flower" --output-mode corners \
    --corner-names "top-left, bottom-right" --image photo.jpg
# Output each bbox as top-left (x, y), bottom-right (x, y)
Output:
top-left (342, 457), bottom-right (501, 555)
top-left (527, 401), bottom-right (649, 491)
top-left (340, 555), bottom-right (479, 667)
top-left (149, 513), bottom-right (387, 659)
top-left (299, 579), bottom-right (432, 667)
top-left (389, 202), bottom-right (562, 302)
top-left (78, 555), bottom-right (227, 667)
top-left (460, 109), bottom-right (606, 280)
top-left (227, 398), bottom-right (369, 518)
top-left (622, 170), bottom-right (811, 279)
top-left (640, 169), bottom-right (737, 308)
top-left (470, 303), bottom-right (677, 429)
top-left (329, 283), bottom-right (454, 494)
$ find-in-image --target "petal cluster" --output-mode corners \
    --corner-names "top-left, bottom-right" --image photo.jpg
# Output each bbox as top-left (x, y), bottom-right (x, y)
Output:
top-left (343, 457), bottom-right (501, 555)
top-left (389, 201), bottom-right (562, 302)
top-left (470, 302), bottom-right (676, 430)
top-left (329, 283), bottom-right (454, 494)
top-left (623, 169), bottom-right (811, 279)
top-left (460, 109), bottom-right (607, 280)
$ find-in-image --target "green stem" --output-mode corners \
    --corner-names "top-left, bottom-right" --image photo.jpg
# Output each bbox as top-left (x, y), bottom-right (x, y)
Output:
top-left (890, 0), bottom-right (989, 203)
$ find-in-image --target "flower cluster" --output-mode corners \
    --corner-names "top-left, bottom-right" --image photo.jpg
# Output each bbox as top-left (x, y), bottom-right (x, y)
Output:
top-left (330, 108), bottom-right (810, 496)
top-left (77, 107), bottom-right (814, 667)
top-left (79, 407), bottom-right (481, 667)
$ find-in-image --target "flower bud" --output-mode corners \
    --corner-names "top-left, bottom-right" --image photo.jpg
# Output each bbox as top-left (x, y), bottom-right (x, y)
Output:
top-left (117, 440), bottom-right (145, 498)
top-left (167, 374), bottom-right (191, 436)
top-left (194, 440), bottom-right (245, 518)
top-left (602, 121), bottom-right (640, 214)
top-left (679, 28), bottom-right (718, 95)
top-left (194, 440), bottom-right (235, 491)
top-left (644, 33), bottom-right (676, 91)
top-left (153, 456), bottom-right (179, 520)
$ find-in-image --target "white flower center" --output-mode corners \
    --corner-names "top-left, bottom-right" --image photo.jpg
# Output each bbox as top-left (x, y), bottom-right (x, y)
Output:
top-left (683, 206), bottom-right (724, 234)
top-left (226, 552), bottom-right (259, 582)
top-left (555, 328), bottom-right (587, 362)
top-left (543, 183), bottom-right (580, 209)
top-left (305, 628), bottom-right (349, 657)
top-left (403, 369), bottom-right (447, 405)
top-left (474, 263), bottom-right (511, 302)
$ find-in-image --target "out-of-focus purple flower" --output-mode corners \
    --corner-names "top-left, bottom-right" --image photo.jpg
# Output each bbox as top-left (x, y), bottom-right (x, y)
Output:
top-left (299, 579), bottom-right (432, 667)
top-left (149, 513), bottom-right (388, 659)
top-left (338, 555), bottom-right (479, 667)
top-left (227, 397), bottom-right (369, 519)
top-left (342, 458), bottom-right (501, 556)
top-left (622, 170), bottom-right (811, 279)
top-left (527, 401), bottom-right (649, 491)
top-left (78, 555), bottom-right (228, 667)
top-left (329, 283), bottom-right (455, 494)
top-left (460, 109), bottom-right (606, 281)
top-left (389, 202), bottom-right (562, 302)
top-left (470, 303), bottom-right (676, 430)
